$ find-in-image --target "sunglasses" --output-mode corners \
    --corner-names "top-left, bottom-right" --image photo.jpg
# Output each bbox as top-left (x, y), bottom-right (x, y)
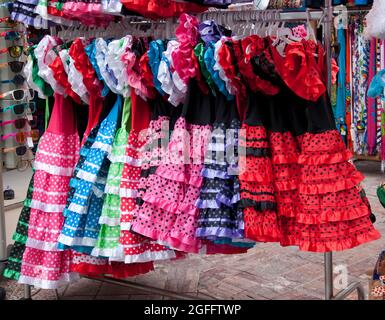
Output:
top-left (3, 145), bottom-right (29, 156)
top-left (0, 74), bottom-right (25, 86)
top-left (0, 31), bottom-right (23, 41)
top-left (1, 102), bottom-right (36, 115)
top-left (0, 61), bottom-right (24, 73)
top-left (0, 45), bottom-right (27, 58)
top-left (0, 116), bottom-right (37, 129)
top-left (2, 129), bottom-right (39, 143)
top-left (0, 17), bottom-right (18, 28)
top-left (0, 89), bottom-right (34, 101)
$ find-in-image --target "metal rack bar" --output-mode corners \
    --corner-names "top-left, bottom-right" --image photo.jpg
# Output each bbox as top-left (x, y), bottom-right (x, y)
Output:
top-left (19, 3), bottom-right (370, 301)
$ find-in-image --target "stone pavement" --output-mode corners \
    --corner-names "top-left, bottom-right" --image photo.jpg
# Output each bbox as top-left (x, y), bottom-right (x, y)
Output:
top-left (1, 161), bottom-right (384, 300)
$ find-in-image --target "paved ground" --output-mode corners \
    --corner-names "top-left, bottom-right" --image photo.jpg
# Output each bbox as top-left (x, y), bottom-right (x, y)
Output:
top-left (1, 161), bottom-right (384, 300)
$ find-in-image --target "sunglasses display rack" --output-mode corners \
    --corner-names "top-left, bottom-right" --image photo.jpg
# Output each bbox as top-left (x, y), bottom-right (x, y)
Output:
top-left (0, 5), bottom-right (31, 171)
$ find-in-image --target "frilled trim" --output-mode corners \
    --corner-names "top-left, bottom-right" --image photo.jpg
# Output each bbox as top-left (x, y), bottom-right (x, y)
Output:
top-left (123, 249), bottom-right (176, 264)
top-left (18, 273), bottom-right (80, 289)
top-left (298, 149), bottom-right (353, 165)
top-left (195, 227), bottom-right (244, 240)
top-left (3, 268), bottom-right (20, 280)
top-left (272, 154), bottom-right (299, 164)
top-left (155, 167), bottom-right (186, 183)
top-left (295, 203), bottom-right (370, 224)
top-left (13, 233), bottom-right (28, 244)
top-left (201, 168), bottom-right (230, 179)
top-left (119, 188), bottom-right (138, 198)
top-left (98, 216), bottom-right (120, 227)
top-left (245, 225), bottom-right (281, 242)
top-left (293, 228), bottom-right (381, 253)
top-left (274, 179), bottom-right (299, 192)
top-left (25, 238), bottom-right (61, 251)
top-left (71, 262), bottom-right (154, 279)
top-left (33, 162), bottom-right (75, 177)
top-left (142, 193), bottom-right (179, 213)
top-left (298, 171), bottom-right (365, 195)
top-left (108, 155), bottom-right (141, 166)
top-left (29, 200), bottom-right (66, 213)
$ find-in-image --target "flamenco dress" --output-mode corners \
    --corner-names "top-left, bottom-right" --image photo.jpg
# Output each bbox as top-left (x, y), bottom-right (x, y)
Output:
top-left (18, 92), bottom-right (80, 289)
top-left (256, 39), bottom-right (380, 251)
top-left (131, 79), bottom-right (215, 253)
top-left (117, 92), bottom-right (177, 263)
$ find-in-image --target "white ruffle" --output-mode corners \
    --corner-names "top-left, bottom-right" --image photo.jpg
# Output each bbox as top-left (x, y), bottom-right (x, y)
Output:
top-left (213, 38), bottom-right (237, 95)
top-left (24, 55), bottom-right (46, 99)
top-left (91, 141), bottom-right (112, 154)
top-left (18, 273), bottom-right (80, 290)
top-left (91, 246), bottom-right (123, 260)
top-left (108, 154), bottom-right (141, 166)
top-left (76, 169), bottom-right (98, 183)
top-left (124, 249), bottom-right (176, 263)
top-left (104, 185), bottom-right (120, 195)
top-left (26, 238), bottom-right (62, 251)
top-left (98, 216), bottom-right (120, 226)
top-left (57, 234), bottom-right (97, 247)
top-left (120, 222), bottom-right (132, 230)
top-left (35, 35), bottom-right (66, 95)
top-left (119, 188), bottom-right (137, 198)
top-left (365, 0), bottom-right (385, 39)
top-left (29, 200), bottom-right (66, 213)
top-left (101, 0), bottom-right (123, 15)
top-left (95, 38), bottom-right (120, 95)
top-left (34, 3), bottom-right (49, 29)
top-left (105, 36), bottom-right (132, 97)
top-left (157, 40), bottom-right (186, 107)
top-left (92, 185), bottom-right (105, 198)
top-left (68, 55), bottom-right (90, 104)
top-left (67, 202), bottom-right (88, 214)
top-left (33, 161), bottom-right (75, 177)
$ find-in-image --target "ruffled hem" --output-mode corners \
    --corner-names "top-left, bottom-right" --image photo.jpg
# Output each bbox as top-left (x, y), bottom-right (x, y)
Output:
top-left (124, 250), bottom-right (176, 264)
top-left (298, 171), bottom-right (365, 195)
top-left (18, 273), bottom-right (80, 289)
top-left (201, 168), bottom-right (229, 179)
top-left (274, 180), bottom-right (299, 191)
top-left (245, 226), bottom-right (281, 243)
top-left (298, 149), bottom-right (353, 165)
top-left (119, 188), bottom-right (138, 198)
top-left (272, 154), bottom-right (299, 164)
top-left (195, 227), bottom-right (244, 240)
top-left (142, 194), bottom-right (179, 214)
top-left (33, 162), bottom-right (75, 177)
top-left (287, 228), bottom-right (381, 252)
top-left (13, 233), bottom-right (28, 244)
top-left (25, 238), bottom-right (61, 251)
top-left (70, 262), bottom-right (154, 279)
top-left (98, 216), bottom-right (120, 226)
top-left (239, 172), bottom-right (273, 183)
top-left (295, 203), bottom-right (370, 224)
top-left (3, 268), bottom-right (20, 280)
top-left (29, 200), bottom-right (66, 213)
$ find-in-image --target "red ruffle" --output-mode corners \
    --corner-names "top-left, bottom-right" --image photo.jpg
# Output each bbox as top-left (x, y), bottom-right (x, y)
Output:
top-left (298, 149), bottom-right (353, 165)
top-left (71, 262), bottom-right (154, 278)
top-left (298, 170), bottom-right (365, 195)
top-left (244, 208), bottom-right (281, 242)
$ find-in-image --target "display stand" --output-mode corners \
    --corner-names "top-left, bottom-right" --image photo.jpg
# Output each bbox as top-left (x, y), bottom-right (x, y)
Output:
top-left (0, 2), bottom-right (371, 301)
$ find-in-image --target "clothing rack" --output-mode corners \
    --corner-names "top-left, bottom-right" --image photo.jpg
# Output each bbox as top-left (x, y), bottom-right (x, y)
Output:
top-left (0, 2), bottom-right (369, 301)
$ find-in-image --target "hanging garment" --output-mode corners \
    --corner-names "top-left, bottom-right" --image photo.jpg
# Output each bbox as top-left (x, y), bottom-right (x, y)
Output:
top-left (18, 94), bottom-right (80, 289)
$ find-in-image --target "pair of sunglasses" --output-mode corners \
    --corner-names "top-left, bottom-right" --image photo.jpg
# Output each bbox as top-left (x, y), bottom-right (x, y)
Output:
top-left (0, 116), bottom-right (37, 129)
top-left (1, 102), bottom-right (36, 116)
top-left (0, 17), bottom-right (18, 28)
top-left (0, 89), bottom-right (34, 101)
top-left (0, 31), bottom-right (23, 41)
top-left (0, 61), bottom-right (24, 73)
top-left (0, 45), bottom-right (27, 58)
top-left (0, 74), bottom-right (25, 86)
top-left (1, 129), bottom-right (39, 144)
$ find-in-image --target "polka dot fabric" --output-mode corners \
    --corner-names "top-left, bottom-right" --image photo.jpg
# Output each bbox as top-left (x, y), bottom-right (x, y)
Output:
top-left (18, 95), bottom-right (80, 289)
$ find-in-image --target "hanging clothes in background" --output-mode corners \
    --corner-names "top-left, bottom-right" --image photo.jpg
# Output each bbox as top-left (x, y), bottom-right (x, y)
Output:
top-left (334, 13), bottom-right (385, 161)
